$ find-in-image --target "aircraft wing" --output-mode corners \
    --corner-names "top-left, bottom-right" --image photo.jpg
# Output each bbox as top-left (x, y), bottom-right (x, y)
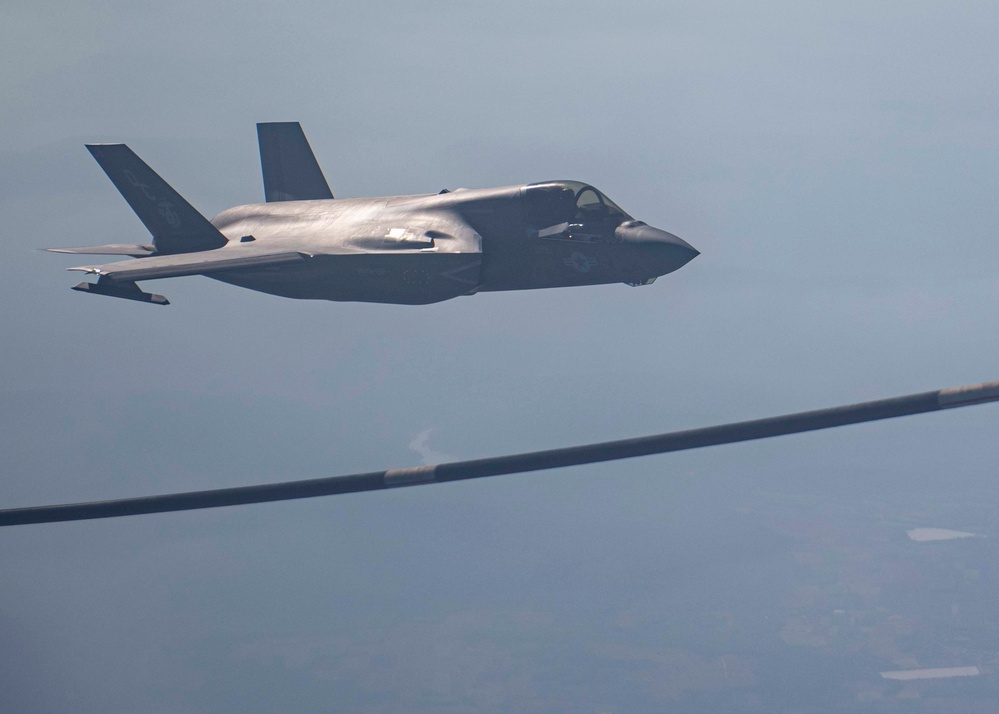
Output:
top-left (45, 244), bottom-right (156, 257)
top-left (68, 247), bottom-right (310, 282)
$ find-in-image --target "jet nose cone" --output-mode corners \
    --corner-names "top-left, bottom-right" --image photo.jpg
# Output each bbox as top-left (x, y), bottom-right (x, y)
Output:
top-left (656, 229), bottom-right (699, 266)
top-left (616, 221), bottom-right (699, 271)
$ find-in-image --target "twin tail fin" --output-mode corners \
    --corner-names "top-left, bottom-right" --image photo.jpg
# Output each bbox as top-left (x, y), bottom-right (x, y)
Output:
top-left (256, 122), bottom-right (333, 202)
top-left (86, 144), bottom-right (228, 255)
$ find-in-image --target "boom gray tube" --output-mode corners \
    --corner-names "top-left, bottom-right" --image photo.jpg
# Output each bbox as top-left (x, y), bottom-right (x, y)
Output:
top-left (2, 381), bottom-right (997, 527)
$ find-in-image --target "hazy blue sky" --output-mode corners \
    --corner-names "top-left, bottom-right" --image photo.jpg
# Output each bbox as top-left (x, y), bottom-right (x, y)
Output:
top-left (3, 2), bottom-right (999, 711)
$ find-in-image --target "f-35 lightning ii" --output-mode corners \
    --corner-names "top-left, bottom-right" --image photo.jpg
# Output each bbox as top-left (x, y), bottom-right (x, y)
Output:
top-left (49, 123), bottom-right (698, 305)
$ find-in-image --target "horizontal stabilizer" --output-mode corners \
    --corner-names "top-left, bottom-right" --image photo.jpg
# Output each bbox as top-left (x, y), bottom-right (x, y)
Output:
top-left (257, 122), bottom-right (334, 202)
top-left (69, 247), bottom-right (310, 282)
top-left (87, 144), bottom-right (228, 255)
top-left (72, 277), bottom-right (169, 305)
top-left (45, 244), bottom-right (155, 257)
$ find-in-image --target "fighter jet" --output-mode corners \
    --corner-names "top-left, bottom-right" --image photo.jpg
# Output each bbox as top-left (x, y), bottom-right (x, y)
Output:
top-left (49, 122), bottom-right (699, 305)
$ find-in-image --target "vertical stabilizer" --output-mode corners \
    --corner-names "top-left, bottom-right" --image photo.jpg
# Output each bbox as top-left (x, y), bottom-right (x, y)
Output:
top-left (257, 122), bottom-right (334, 202)
top-left (86, 144), bottom-right (228, 255)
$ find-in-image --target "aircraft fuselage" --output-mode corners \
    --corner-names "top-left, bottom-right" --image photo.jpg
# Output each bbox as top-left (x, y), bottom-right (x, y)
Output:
top-left (55, 125), bottom-right (697, 306)
top-left (207, 181), bottom-right (698, 305)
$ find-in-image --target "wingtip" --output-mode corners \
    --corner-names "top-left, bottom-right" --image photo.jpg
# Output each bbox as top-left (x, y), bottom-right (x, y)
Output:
top-left (43, 247), bottom-right (93, 254)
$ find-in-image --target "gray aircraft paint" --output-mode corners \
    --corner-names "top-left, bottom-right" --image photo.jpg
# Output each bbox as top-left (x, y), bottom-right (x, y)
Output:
top-left (53, 124), bottom-right (698, 305)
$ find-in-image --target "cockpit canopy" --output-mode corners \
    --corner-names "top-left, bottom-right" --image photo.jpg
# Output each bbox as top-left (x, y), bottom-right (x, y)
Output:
top-left (522, 181), bottom-right (632, 233)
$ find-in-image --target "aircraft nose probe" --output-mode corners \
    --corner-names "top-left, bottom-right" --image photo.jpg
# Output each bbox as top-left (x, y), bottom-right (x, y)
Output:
top-left (1, 381), bottom-right (997, 526)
